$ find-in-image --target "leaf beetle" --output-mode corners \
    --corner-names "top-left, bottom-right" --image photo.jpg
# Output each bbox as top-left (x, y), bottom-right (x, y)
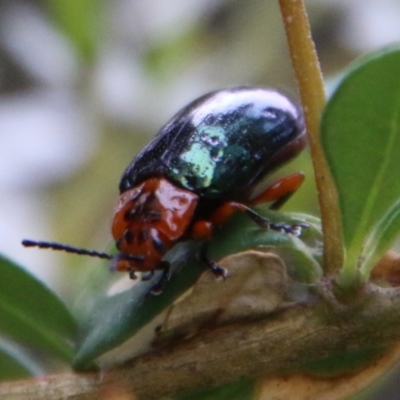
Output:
top-left (23, 86), bottom-right (307, 294)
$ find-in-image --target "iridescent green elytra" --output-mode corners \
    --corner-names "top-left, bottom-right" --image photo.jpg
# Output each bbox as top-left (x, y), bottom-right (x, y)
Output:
top-left (120, 86), bottom-right (305, 200)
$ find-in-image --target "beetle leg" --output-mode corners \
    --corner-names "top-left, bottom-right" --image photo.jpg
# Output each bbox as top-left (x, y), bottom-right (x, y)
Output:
top-left (198, 241), bottom-right (229, 279)
top-left (148, 261), bottom-right (171, 295)
top-left (191, 222), bottom-right (228, 278)
top-left (211, 201), bottom-right (306, 236)
top-left (191, 220), bottom-right (213, 240)
top-left (129, 270), bottom-right (137, 280)
top-left (249, 172), bottom-right (305, 210)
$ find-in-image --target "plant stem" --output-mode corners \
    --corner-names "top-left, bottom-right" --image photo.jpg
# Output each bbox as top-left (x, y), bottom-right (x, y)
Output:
top-left (278, 0), bottom-right (344, 277)
top-left (2, 283), bottom-right (400, 399)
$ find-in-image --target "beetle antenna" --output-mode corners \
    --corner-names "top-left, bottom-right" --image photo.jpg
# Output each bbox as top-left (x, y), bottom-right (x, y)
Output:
top-left (22, 239), bottom-right (114, 260)
top-left (22, 239), bottom-right (145, 262)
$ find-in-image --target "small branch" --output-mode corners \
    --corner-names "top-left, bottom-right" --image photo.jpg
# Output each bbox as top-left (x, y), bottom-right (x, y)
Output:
top-left (2, 285), bottom-right (400, 400)
top-left (0, 372), bottom-right (98, 400)
top-left (278, 0), bottom-right (344, 277)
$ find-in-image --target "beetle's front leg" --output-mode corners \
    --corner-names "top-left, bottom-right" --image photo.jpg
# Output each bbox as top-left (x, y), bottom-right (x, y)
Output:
top-left (147, 261), bottom-right (171, 295)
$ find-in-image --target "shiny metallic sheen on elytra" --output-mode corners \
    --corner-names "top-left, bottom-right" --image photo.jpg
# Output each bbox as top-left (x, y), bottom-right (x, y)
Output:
top-left (119, 86), bottom-right (306, 200)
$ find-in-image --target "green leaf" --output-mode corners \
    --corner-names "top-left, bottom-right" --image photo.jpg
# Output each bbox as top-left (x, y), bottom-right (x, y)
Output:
top-left (0, 255), bottom-right (77, 364)
top-left (73, 210), bottom-right (322, 369)
top-left (0, 338), bottom-right (44, 380)
top-left (72, 243), bottom-right (206, 369)
top-left (321, 46), bottom-right (400, 286)
top-left (209, 209), bottom-right (323, 284)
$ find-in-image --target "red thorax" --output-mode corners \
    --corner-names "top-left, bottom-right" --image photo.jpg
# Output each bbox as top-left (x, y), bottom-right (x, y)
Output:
top-left (111, 177), bottom-right (199, 272)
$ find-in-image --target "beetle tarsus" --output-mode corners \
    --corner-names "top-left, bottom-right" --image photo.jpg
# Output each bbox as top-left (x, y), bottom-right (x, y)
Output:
top-left (269, 222), bottom-right (309, 236)
top-left (198, 242), bottom-right (229, 280)
top-left (209, 262), bottom-right (229, 279)
top-left (148, 266), bottom-right (171, 296)
top-left (129, 270), bottom-right (137, 280)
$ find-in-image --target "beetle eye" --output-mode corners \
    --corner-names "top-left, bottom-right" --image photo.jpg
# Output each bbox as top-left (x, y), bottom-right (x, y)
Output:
top-left (124, 230), bottom-right (134, 244)
top-left (125, 208), bottom-right (137, 221)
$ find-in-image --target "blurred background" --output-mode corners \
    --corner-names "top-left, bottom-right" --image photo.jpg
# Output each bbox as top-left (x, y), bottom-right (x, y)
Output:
top-left (1, 0), bottom-right (400, 304)
top-left (1, 0), bottom-right (400, 397)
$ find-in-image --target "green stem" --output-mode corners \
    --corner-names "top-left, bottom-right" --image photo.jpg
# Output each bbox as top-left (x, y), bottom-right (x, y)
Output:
top-left (278, 0), bottom-right (344, 278)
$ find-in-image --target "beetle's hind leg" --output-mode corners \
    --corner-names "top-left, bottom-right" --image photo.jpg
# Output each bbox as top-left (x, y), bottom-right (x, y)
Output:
top-left (244, 206), bottom-right (308, 236)
top-left (210, 200), bottom-right (307, 236)
top-left (207, 172), bottom-right (308, 235)
top-left (249, 172), bottom-right (305, 210)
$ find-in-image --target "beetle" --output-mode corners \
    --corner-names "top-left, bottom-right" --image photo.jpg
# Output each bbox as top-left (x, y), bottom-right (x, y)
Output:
top-left (23, 86), bottom-right (307, 294)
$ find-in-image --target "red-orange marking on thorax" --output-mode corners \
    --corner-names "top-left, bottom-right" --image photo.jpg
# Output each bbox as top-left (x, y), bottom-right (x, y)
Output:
top-left (112, 177), bottom-right (199, 272)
